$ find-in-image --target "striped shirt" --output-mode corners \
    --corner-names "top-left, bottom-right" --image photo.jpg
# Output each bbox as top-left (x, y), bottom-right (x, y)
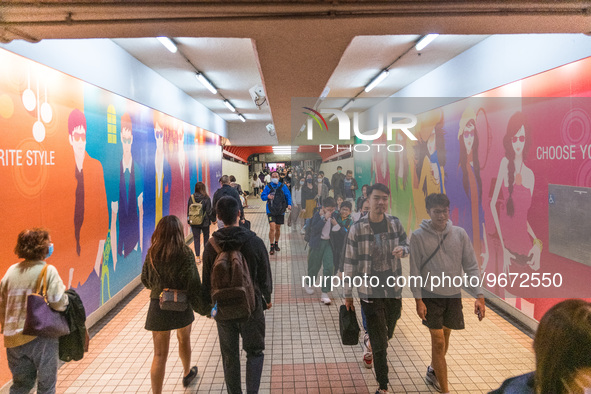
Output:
top-left (0, 260), bottom-right (68, 348)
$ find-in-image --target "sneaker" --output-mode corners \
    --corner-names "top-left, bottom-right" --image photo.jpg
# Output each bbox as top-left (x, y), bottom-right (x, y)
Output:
top-left (425, 365), bottom-right (442, 393)
top-left (363, 333), bottom-right (372, 354)
top-left (183, 366), bottom-right (198, 387)
top-left (304, 284), bottom-right (315, 295)
top-left (274, 242), bottom-right (281, 252)
top-left (269, 244), bottom-right (275, 255)
top-left (300, 227), bottom-right (306, 235)
top-left (363, 352), bottom-right (373, 369)
top-left (320, 293), bottom-right (331, 305)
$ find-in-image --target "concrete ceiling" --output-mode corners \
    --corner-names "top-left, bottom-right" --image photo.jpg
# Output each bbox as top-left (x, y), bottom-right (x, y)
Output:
top-left (2, 1), bottom-right (590, 146)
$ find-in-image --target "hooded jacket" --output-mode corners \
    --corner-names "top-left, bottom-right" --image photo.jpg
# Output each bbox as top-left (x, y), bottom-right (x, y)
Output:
top-left (409, 219), bottom-right (482, 297)
top-left (201, 226), bottom-right (272, 309)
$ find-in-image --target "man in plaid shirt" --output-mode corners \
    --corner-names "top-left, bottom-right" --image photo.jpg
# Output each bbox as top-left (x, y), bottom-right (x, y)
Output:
top-left (343, 183), bottom-right (410, 394)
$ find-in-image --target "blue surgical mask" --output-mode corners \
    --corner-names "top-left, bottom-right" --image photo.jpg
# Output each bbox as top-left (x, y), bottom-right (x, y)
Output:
top-left (300, 180), bottom-right (305, 185)
top-left (271, 178), bottom-right (279, 184)
top-left (46, 243), bottom-right (54, 259)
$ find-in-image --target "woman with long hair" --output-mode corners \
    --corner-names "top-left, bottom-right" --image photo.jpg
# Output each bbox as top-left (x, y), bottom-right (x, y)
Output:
top-left (188, 182), bottom-right (215, 263)
top-left (141, 215), bottom-right (202, 393)
top-left (490, 112), bottom-right (541, 276)
top-left (491, 299), bottom-right (591, 393)
top-left (457, 107), bottom-right (488, 271)
top-left (299, 173), bottom-right (317, 234)
top-left (0, 228), bottom-right (69, 393)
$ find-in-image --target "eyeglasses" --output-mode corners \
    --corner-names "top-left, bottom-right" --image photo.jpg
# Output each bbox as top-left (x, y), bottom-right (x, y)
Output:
top-left (512, 136), bottom-right (525, 143)
top-left (432, 208), bottom-right (449, 215)
top-left (122, 137), bottom-right (132, 144)
top-left (72, 132), bottom-right (86, 142)
top-left (463, 130), bottom-right (474, 139)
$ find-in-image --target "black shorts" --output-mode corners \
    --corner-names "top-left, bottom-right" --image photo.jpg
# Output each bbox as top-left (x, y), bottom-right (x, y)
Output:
top-left (421, 291), bottom-right (465, 330)
top-left (267, 214), bottom-right (284, 225)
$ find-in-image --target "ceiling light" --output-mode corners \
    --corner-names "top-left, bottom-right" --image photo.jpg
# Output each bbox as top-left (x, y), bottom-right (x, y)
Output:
top-left (299, 124), bottom-right (306, 132)
top-left (195, 73), bottom-right (217, 94)
top-left (273, 146), bottom-right (298, 154)
top-left (157, 37), bottom-right (177, 53)
top-left (342, 99), bottom-right (355, 112)
top-left (223, 100), bottom-right (236, 112)
top-left (238, 114), bottom-right (246, 122)
top-left (415, 34), bottom-right (439, 51)
top-left (320, 86), bottom-right (331, 99)
top-left (364, 70), bottom-right (389, 93)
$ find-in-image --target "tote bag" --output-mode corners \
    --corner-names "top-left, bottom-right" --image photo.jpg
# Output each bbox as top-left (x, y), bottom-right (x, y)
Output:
top-left (23, 264), bottom-right (70, 338)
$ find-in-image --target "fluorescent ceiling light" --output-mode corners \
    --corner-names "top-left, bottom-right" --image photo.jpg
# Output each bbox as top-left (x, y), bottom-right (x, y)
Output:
top-left (224, 100), bottom-right (236, 112)
top-left (342, 99), bottom-right (355, 112)
top-left (238, 114), bottom-right (246, 122)
top-left (364, 70), bottom-right (389, 93)
top-left (157, 37), bottom-right (177, 53)
top-left (272, 146), bottom-right (298, 154)
top-left (195, 73), bottom-right (217, 94)
top-left (415, 34), bottom-right (439, 51)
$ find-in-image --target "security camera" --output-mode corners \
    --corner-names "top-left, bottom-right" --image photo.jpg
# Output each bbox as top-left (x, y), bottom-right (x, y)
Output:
top-left (249, 84), bottom-right (268, 109)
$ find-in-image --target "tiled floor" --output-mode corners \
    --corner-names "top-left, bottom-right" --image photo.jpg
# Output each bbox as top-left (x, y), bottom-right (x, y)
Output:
top-left (55, 198), bottom-right (534, 393)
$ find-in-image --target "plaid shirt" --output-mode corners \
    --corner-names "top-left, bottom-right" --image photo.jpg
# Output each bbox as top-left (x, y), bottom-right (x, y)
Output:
top-left (343, 214), bottom-right (409, 299)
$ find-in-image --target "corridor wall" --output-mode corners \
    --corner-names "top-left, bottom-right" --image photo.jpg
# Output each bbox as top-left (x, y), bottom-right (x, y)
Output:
top-left (357, 36), bottom-right (591, 323)
top-left (0, 47), bottom-right (223, 385)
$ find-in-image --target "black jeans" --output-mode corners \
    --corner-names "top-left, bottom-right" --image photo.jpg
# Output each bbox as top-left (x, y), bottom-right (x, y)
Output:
top-left (361, 298), bottom-right (402, 390)
top-left (191, 225), bottom-right (209, 257)
top-left (216, 304), bottom-right (265, 394)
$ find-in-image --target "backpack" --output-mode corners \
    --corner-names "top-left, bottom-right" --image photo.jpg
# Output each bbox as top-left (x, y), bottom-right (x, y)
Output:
top-left (304, 205), bottom-right (321, 243)
top-left (188, 195), bottom-right (205, 225)
top-left (209, 238), bottom-right (256, 321)
top-left (268, 184), bottom-right (287, 216)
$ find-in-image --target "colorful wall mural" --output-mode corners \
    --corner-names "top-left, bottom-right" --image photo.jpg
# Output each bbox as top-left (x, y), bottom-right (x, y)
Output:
top-left (0, 48), bottom-right (222, 359)
top-left (359, 57), bottom-right (591, 322)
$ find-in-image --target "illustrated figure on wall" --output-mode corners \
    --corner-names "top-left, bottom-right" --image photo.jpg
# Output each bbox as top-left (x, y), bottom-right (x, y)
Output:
top-left (418, 118), bottom-right (447, 197)
top-left (490, 111), bottom-right (541, 276)
top-left (141, 118), bottom-right (172, 259)
top-left (170, 124), bottom-right (191, 231)
top-left (390, 130), bottom-right (415, 233)
top-left (66, 109), bottom-right (109, 301)
top-left (110, 112), bottom-right (144, 269)
top-left (457, 107), bottom-right (489, 271)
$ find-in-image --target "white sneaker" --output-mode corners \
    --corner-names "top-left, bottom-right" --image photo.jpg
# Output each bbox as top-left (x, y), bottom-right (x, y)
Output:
top-left (304, 285), bottom-right (315, 295)
top-left (320, 293), bottom-right (331, 305)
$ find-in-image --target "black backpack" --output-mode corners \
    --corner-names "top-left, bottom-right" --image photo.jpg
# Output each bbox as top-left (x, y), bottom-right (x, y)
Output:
top-left (268, 184), bottom-right (287, 216)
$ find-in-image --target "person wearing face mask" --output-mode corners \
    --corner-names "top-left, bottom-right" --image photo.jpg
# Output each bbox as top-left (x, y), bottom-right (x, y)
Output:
top-left (288, 177), bottom-right (303, 229)
top-left (285, 171), bottom-right (292, 188)
top-left (0, 228), bottom-right (69, 394)
top-left (260, 171), bottom-right (292, 255)
top-left (316, 174), bottom-right (329, 207)
top-left (300, 174), bottom-right (318, 235)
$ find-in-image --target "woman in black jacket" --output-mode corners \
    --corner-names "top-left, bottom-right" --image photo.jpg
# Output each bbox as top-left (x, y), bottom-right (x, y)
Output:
top-left (187, 181), bottom-right (215, 263)
top-left (141, 215), bottom-right (202, 393)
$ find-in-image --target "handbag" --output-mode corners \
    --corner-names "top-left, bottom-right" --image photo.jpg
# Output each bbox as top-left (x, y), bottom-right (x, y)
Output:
top-left (239, 219), bottom-right (251, 231)
top-left (159, 289), bottom-right (189, 311)
top-left (23, 264), bottom-right (70, 338)
top-left (339, 304), bottom-right (360, 345)
top-left (150, 254), bottom-right (189, 312)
